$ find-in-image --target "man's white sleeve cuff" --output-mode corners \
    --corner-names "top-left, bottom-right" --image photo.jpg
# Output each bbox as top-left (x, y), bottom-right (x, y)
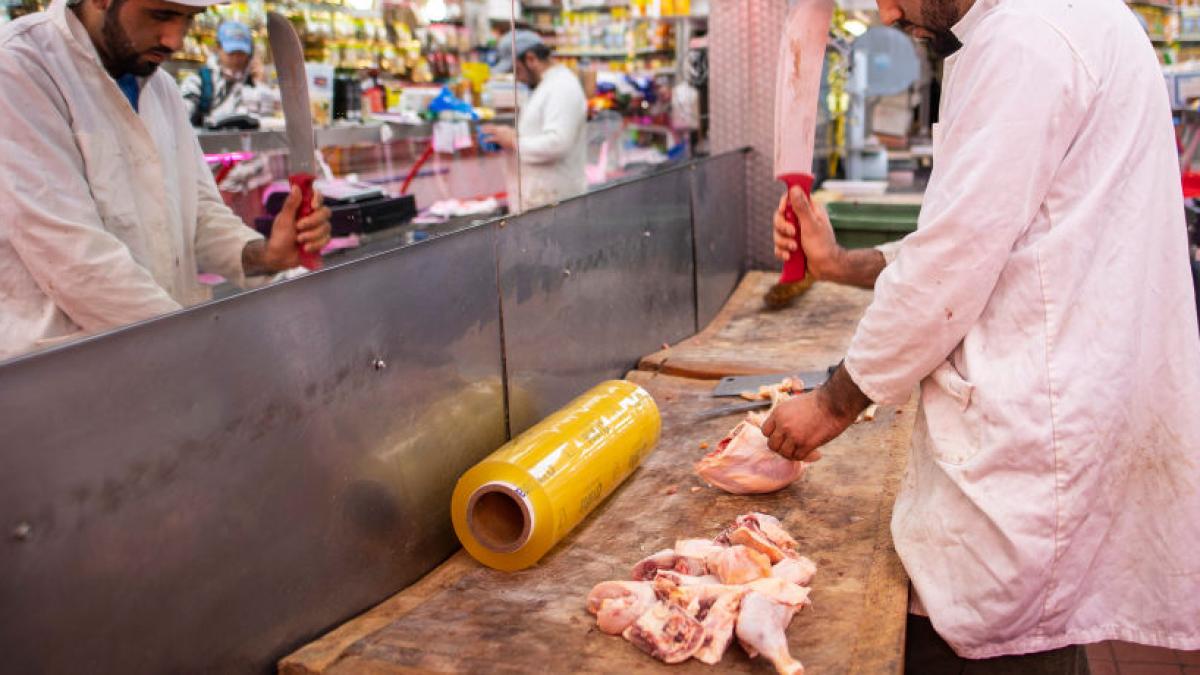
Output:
top-left (875, 240), bottom-right (902, 266)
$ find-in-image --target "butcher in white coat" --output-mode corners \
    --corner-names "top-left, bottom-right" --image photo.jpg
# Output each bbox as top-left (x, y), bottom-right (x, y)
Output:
top-left (0, 0), bottom-right (331, 361)
top-left (481, 30), bottom-right (588, 212)
top-left (764, 0), bottom-right (1200, 670)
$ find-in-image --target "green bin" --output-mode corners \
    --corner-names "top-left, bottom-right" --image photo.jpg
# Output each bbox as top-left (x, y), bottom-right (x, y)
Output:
top-left (826, 201), bottom-right (921, 249)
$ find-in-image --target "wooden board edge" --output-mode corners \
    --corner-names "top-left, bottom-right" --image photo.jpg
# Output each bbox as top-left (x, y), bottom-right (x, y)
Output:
top-left (847, 407), bottom-right (913, 674)
top-left (278, 552), bottom-right (476, 674)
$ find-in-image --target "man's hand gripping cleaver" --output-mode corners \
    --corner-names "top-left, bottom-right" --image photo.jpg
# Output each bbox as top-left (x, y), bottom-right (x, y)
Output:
top-left (775, 0), bottom-right (835, 285)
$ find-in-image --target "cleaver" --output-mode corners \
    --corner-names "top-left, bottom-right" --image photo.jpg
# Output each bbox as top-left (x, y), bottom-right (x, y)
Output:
top-left (697, 367), bottom-right (837, 421)
top-left (775, 0), bottom-right (835, 284)
top-left (267, 12), bottom-right (322, 271)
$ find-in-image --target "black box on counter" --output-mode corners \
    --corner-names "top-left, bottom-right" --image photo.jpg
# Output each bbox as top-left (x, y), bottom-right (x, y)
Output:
top-left (258, 189), bottom-right (417, 238)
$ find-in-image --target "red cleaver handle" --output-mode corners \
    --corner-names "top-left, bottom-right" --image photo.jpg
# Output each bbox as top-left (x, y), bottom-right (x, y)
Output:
top-left (289, 173), bottom-right (323, 271)
top-left (779, 173), bottom-right (814, 284)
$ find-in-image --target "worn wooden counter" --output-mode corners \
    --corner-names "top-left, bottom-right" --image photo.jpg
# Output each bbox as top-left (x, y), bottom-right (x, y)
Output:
top-left (280, 274), bottom-right (911, 675)
top-left (641, 274), bottom-right (875, 379)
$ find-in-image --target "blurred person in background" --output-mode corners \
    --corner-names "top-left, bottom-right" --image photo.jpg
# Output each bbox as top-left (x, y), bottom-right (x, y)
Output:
top-left (180, 19), bottom-right (266, 128)
top-left (481, 29), bottom-right (587, 211)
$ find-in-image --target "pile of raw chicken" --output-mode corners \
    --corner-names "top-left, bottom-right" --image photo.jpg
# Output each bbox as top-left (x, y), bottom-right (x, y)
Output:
top-left (586, 513), bottom-right (817, 674)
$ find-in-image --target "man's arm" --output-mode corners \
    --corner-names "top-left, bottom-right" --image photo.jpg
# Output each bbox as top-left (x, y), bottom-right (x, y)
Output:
top-left (191, 138), bottom-right (330, 282)
top-left (772, 188), bottom-right (887, 290)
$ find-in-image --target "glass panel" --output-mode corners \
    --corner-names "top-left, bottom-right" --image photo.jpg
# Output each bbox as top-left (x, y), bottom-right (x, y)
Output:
top-left (491, 0), bottom-right (710, 216)
top-left (0, 0), bottom-right (518, 362)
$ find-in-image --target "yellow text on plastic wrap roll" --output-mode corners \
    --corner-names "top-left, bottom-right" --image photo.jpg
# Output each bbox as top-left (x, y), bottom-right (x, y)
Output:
top-left (451, 380), bottom-right (661, 572)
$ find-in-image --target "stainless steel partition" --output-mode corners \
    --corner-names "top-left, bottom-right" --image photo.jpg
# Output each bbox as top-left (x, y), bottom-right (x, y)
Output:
top-left (0, 151), bottom-right (748, 674)
top-left (0, 228), bottom-right (508, 674)
top-left (692, 151), bottom-right (750, 328)
top-left (499, 166), bottom-right (699, 435)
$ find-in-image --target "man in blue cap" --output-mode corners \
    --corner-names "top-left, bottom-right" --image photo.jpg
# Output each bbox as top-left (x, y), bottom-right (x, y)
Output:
top-left (181, 19), bottom-right (265, 127)
top-left (481, 29), bottom-right (587, 211)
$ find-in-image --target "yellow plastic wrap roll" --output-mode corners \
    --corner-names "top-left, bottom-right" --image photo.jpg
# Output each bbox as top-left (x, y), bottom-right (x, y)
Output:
top-left (451, 380), bottom-right (661, 572)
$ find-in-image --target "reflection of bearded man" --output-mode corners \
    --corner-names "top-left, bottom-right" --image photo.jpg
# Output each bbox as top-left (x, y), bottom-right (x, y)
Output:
top-left (71, 0), bottom-right (178, 77)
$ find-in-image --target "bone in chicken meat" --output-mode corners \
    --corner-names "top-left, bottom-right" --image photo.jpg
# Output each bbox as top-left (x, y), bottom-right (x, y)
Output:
top-left (653, 575), bottom-right (748, 666)
top-left (586, 581), bottom-right (657, 635)
top-left (691, 589), bottom-right (745, 665)
top-left (631, 548), bottom-right (677, 581)
top-left (720, 512), bottom-right (802, 563)
top-left (737, 591), bottom-right (806, 675)
top-left (696, 415), bottom-right (806, 495)
top-left (674, 538), bottom-right (725, 575)
top-left (623, 603), bottom-right (707, 664)
top-left (709, 545), bottom-right (773, 585)
top-left (672, 543), bottom-right (713, 576)
top-left (653, 569), bottom-right (723, 588)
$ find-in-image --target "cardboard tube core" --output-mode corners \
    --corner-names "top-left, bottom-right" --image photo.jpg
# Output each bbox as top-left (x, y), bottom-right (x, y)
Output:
top-left (467, 483), bottom-right (532, 553)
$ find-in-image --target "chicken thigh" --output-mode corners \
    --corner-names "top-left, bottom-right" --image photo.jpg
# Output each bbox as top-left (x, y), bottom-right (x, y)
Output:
top-left (736, 591), bottom-right (805, 675)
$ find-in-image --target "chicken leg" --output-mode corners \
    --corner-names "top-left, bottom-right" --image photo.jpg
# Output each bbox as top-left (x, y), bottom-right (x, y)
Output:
top-left (736, 591), bottom-right (805, 675)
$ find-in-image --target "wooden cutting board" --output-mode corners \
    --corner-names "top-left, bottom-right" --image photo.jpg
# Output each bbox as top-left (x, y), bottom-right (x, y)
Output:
top-left (279, 370), bottom-right (913, 675)
top-left (640, 273), bottom-right (875, 379)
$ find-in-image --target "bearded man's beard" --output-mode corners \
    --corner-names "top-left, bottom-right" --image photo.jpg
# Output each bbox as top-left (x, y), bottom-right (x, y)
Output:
top-left (898, 0), bottom-right (965, 58)
top-left (101, 0), bottom-right (169, 77)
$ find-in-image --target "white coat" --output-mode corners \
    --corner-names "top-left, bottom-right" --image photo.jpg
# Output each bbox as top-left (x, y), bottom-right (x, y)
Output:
top-left (505, 64), bottom-right (588, 211)
top-left (0, 0), bottom-right (264, 361)
top-left (845, 0), bottom-right (1200, 658)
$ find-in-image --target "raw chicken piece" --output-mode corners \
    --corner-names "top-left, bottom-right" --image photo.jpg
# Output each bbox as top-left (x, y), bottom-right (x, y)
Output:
top-left (674, 538), bottom-right (726, 576)
top-left (654, 576), bottom-right (748, 666)
top-left (739, 378), bottom-right (801, 401)
top-left (718, 513), bottom-right (801, 562)
top-left (623, 603), bottom-right (706, 664)
top-left (772, 557), bottom-right (818, 587)
top-left (856, 403), bottom-right (879, 423)
top-left (692, 589), bottom-right (745, 665)
top-left (631, 548), bottom-right (677, 580)
top-left (737, 591), bottom-right (805, 675)
top-left (709, 545), bottom-right (772, 585)
top-left (653, 570), bottom-right (723, 588)
top-left (586, 581), bottom-right (657, 635)
top-left (696, 417), bottom-right (806, 495)
top-left (744, 577), bottom-right (812, 607)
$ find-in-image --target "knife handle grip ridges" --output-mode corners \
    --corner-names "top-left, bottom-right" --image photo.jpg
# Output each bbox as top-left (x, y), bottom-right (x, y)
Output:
top-left (779, 173), bottom-right (814, 284)
top-left (289, 173), bottom-right (322, 271)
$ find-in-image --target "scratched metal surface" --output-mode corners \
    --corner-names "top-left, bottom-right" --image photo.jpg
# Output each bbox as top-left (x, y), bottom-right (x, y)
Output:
top-left (0, 226), bottom-right (508, 674)
top-left (498, 166), bottom-right (699, 435)
top-left (0, 153), bottom-right (750, 674)
top-left (693, 150), bottom-right (750, 328)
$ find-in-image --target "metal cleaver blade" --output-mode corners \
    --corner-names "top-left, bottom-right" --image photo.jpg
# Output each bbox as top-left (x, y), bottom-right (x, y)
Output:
top-left (774, 0), bottom-right (835, 284)
top-left (267, 11), bottom-right (322, 270)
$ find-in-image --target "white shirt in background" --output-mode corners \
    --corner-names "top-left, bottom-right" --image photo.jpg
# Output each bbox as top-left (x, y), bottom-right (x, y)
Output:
top-left (507, 64), bottom-right (588, 211)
